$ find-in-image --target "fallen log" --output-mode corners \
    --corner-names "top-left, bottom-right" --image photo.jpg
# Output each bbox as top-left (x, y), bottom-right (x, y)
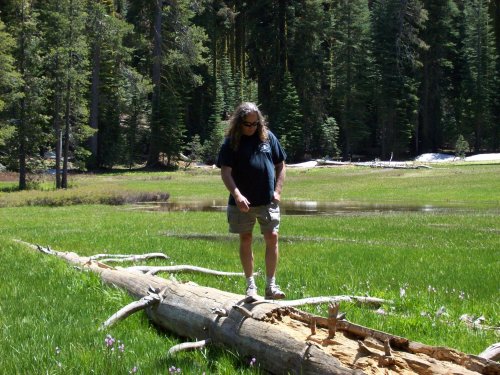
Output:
top-left (14, 240), bottom-right (500, 375)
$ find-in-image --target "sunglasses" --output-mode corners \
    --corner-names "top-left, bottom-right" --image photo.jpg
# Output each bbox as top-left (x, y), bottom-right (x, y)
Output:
top-left (242, 121), bottom-right (259, 128)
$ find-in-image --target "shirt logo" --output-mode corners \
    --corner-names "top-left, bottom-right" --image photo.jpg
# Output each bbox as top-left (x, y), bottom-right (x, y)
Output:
top-left (258, 143), bottom-right (271, 153)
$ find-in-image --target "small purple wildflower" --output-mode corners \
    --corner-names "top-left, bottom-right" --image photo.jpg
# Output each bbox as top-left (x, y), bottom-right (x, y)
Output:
top-left (118, 343), bottom-right (125, 353)
top-left (105, 334), bottom-right (116, 348)
top-left (249, 357), bottom-right (256, 367)
top-left (129, 366), bottom-right (138, 374)
top-left (168, 366), bottom-right (181, 373)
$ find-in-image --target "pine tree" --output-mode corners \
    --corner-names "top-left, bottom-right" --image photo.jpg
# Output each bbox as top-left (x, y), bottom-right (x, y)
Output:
top-left (275, 71), bottom-right (303, 162)
top-left (121, 67), bottom-right (152, 169)
top-left (38, 0), bottom-right (91, 187)
top-left (319, 117), bottom-right (341, 159)
top-left (88, 1), bottom-right (138, 168)
top-left (0, 18), bottom-right (20, 149)
top-left (461, 0), bottom-right (497, 151)
top-left (220, 55), bottom-right (236, 116)
top-left (286, 0), bottom-right (329, 156)
top-left (371, 0), bottom-right (428, 158)
top-left (203, 76), bottom-right (226, 164)
top-left (144, 0), bottom-right (208, 167)
top-left (7, 0), bottom-right (48, 190)
top-left (418, 0), bottom-right (459, 153)
top-left (330, 0), bottom-right (373, 158)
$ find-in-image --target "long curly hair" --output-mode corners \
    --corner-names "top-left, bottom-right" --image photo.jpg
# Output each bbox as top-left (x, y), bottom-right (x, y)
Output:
top-left (226, 102), bottom-right (269, 151)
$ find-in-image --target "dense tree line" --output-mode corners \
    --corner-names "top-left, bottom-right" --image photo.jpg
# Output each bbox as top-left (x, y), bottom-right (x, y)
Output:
top-left (0, 0), bottom-right (499, 189)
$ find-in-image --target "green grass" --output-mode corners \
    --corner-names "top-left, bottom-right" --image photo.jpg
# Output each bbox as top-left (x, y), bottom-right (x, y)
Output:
top-left (0, 164), bottom-right (499, 374)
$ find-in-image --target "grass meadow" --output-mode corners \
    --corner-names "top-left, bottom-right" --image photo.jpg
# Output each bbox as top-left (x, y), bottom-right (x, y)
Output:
top-left (0, 164), bottom-right (499, 374)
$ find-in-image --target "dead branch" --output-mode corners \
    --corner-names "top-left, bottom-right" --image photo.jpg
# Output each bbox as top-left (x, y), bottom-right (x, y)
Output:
top-left (275, 295), bottom-right (392, 308)
top-left (99, 292), bottom-right (162, 331)
top-left (168, 339), bottom-right (212, 356)
top-left (479, 343), bottom-right (500, 361)
top-left (92, 253), bottom-right (169, 263)
top-left (125, 265), bottom-right (249, 277)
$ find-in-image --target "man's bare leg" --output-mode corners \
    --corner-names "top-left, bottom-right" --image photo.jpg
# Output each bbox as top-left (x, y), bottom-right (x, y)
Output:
top-left (239, 232), bottom-right (254, 277)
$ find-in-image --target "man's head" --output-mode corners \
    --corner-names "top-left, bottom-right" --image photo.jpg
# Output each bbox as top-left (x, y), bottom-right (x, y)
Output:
top-left (227, 102), bottom-right (268, 150)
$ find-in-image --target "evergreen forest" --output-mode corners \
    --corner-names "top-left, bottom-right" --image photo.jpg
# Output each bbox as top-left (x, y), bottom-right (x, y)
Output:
top-left (0, 0), bottom-right (499, 189)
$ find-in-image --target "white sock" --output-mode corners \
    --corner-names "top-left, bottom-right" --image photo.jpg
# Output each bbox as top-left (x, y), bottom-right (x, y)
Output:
top-left (246, 276), bottom-right (256, 288)
top-left (266, 276), bottom-right (276, 288)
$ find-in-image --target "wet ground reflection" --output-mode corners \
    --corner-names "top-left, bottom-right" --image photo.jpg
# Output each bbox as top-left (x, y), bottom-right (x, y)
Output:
top-left (132, 199), bottom-right (452, 216)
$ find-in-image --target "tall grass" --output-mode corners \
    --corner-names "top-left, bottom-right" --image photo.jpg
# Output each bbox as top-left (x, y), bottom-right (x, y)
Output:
top-left (0, 164), bottom-right (499, 373)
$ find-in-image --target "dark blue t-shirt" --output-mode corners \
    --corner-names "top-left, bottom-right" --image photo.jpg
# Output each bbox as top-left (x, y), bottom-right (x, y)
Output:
top-left (216, 131), bottom-right (286, 206)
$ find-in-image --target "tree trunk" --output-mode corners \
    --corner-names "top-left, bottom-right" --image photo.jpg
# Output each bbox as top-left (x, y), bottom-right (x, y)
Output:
top-left (88, 39), bottom-right (101, 169)
top-left (62, 77), bottom-right (71, 189)
top-left (62, 0), bottom-right (74, 189)
top-left (54, 86), bottom-right (62, 189)
top-left (146, 0), bottom-right (163, 168)
top-left (17, 242), bottom-right (500, 375)
top-left (18, 0), bottom-right (27, 191)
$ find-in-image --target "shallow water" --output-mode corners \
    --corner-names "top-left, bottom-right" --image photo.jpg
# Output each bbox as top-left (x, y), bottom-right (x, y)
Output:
top-left (131, 199), bottom-right (454, 216)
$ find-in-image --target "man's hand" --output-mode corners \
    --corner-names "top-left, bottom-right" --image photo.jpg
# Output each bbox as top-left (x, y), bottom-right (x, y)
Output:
top-left (235, 193), bottom-right (250, 212)
top-left (221, 166), bottom-right (251, 212)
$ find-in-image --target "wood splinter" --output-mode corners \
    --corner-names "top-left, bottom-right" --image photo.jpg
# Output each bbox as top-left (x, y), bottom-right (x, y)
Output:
top-left (383, 339), bottom-right (392, 357)
top-left (310, 317), bottom-right (317, 335)
top-left (211, 307), bottom-right (228, 317)
top-left (328, 302), bottom-right (340, 339)
top-left (168, 338), bottom-right (212, 356)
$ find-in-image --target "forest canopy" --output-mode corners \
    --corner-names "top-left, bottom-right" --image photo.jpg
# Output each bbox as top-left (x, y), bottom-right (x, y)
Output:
top-left (0, 0), bottom-right (499, 189)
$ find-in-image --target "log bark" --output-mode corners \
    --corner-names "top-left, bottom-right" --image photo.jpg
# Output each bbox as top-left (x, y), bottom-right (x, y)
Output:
top-left (15, 241), bottom-right (500, 375)
top-left (276, 296), bottom-right (391, 308)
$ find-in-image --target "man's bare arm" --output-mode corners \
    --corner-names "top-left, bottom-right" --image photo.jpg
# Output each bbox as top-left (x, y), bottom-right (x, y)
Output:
top-left (273, 161), bottom-right (286, 202)
top-left (221, 165), bottom-right (250, 212)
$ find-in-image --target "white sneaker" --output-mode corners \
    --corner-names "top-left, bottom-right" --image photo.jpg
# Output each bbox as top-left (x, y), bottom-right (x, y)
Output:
top-left (246, 285), bottom-right (258, 298)
top-left (265, 285), bottom-right (285, 300)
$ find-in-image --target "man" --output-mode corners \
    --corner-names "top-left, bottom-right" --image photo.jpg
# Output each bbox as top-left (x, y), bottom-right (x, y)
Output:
top-left (216, 102), bottom-right (287, 300)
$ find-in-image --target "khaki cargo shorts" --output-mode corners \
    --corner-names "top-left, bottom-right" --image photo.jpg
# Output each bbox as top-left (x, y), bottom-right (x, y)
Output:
top-left (227, 201), bottom-right (281, 234)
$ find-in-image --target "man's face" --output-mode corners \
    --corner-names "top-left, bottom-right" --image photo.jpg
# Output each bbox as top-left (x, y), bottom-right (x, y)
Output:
top-left (241, 112), bottom-right (259, 136)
